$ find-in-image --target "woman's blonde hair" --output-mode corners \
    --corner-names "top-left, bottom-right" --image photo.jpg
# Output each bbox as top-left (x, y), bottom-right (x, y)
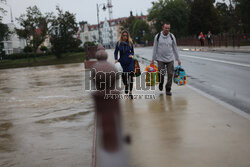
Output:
top-left (119, 30), bottom-right (133, 48)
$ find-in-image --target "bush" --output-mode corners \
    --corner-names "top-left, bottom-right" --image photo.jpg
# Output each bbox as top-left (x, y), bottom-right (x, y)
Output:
top-left (84, 41), bottom-right (97, 47)
top-left (40, 46), bottom-right (48, 53)
top-left (74, 47), bottom-right (85, 52)
top-left (2, 53), bottom-right (48, 60)
top-left (23, 45), bottom-right (33, 53)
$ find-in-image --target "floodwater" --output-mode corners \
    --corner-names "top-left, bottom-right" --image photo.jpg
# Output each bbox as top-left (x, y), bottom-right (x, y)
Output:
top-left (0, 63), bottom-right (94, 167)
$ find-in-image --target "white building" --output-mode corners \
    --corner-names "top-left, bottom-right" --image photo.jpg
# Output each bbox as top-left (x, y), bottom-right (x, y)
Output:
top-left (78, 15), bottom-right (149, 48)
top-left (101, 18), bottom-right (117, 48)
top-left (78, 22), bottom-right (99, 47)
top-left (2, 23), bottom-right (26, 55)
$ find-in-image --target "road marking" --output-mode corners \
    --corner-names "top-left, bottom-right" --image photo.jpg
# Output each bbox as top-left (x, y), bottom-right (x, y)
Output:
top-left (182, 54), bottom-right (250, 68)
top-left (187, 85), bottom-right (250, 120)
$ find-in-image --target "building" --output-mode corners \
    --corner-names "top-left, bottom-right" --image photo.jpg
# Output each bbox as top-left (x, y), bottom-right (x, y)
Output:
top-left (101, 18), bottom-right (117, 48)
top-left (2, 23), bottom-right (26, 55)
top-left (78, 15), bottom-right (149, 48)
top-left (78, 21), bottom-right (99, 47)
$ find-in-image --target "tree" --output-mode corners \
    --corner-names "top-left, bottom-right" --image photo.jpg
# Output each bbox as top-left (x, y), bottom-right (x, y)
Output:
top-left (0, 23), bottom-right (8, 41)
top-left (215, 2), bottom-right (231, 33)
top-left (0, 0), bottom-right (9, 56)
top-left (120, 11), bottom-right (136, 32)
top-left (131, 19), bottom-right (153, 44)
top-left (49, 6), bottom-right (81, 58)
top-left (23, 45), bottom-right (32, 53)
top-left (148, 0), bottom-right (190, 37)
top-left (0, 23), bottom-right (9, 56)
top-left (188, 0), bottom-right (220, 35)
top-left (16, 6), bottom-right (52, 56)
top-left (0, 0), bottom-right (7, 21)
top-left (235, 0), bottom-right (250, 33)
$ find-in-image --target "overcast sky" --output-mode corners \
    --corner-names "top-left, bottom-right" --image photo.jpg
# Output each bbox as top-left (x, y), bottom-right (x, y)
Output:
top-left (1, 0), bottom-right (155, 25)
top-left (1, 0), bottom-right (228, 25)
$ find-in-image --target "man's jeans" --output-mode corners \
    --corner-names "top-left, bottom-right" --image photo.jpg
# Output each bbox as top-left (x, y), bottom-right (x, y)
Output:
top-left (157, 61), bottom-right (174, 92)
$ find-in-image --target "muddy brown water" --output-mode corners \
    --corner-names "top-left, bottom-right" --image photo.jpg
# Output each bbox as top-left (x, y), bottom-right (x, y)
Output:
top-left (0, 63), bottom-right (94, 167)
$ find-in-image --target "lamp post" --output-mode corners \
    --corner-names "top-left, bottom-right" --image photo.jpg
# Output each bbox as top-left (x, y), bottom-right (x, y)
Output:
top-left (96, 3), bottom-right (106, 45)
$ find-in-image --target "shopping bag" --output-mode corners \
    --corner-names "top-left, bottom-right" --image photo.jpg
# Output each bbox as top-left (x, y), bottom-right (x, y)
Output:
top-left (114, 62), bottom-right (123, 72)
top-left (145, 64), bottom-right (159, 86)
top-left (134, 59), bottom-right (141, 77)
top-left (174, 65), bottom-right (187, 86)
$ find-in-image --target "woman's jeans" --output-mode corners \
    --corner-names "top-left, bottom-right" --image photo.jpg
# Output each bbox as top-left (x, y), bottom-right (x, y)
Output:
top-left (122, 72), bottom-right (134, 91)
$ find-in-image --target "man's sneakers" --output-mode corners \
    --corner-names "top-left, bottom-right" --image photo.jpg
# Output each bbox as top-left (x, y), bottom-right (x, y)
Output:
top-left (165, 91), bottom-right (172, 96)
top-left (160, 83), bottom-right (172, 96)
top-left (166, 87), bottom-right (172, 96)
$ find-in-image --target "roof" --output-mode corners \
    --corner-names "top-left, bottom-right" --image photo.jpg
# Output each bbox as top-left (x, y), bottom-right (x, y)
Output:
top-left (79, 15), bottom-right (148, 32)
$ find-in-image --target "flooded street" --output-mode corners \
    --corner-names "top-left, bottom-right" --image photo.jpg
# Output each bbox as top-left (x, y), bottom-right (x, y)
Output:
top-left (0, 63), bottom-right (94, 167)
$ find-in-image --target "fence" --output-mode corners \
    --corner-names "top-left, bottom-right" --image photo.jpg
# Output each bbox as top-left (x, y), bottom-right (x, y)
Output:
top-left (140, 33), bottom-right (250, 47)
top-left (177, 34), bottom-right (250, 47)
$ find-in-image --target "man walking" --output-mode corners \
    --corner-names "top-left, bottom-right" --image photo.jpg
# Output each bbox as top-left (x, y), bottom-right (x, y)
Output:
top-left (151, 22), bottom-right (181, 96)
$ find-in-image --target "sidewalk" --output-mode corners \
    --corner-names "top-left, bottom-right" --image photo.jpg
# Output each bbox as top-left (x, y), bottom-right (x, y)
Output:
top-left (104, 49), bottom-right (250, 167)
top-left (178, 45), bottom-right (250, 53)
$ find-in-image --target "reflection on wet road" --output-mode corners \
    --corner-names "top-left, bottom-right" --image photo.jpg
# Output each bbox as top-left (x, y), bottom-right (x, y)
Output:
top-left (135, 47), bottom-right (250, 113)
top-left (0, 63), bottom-right (94, 167)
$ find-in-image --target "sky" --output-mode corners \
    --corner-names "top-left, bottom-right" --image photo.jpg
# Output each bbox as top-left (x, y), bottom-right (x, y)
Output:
top-left (1, 0), bottom-right (154, 25)
top-left (1, 0), bottom-right (229, 26)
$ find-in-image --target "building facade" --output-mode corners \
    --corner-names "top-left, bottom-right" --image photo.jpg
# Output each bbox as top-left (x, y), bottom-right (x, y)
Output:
top-left (2, 23), bottom-right (26, 55)
top-left (78, 15), bottom-right (148, 48)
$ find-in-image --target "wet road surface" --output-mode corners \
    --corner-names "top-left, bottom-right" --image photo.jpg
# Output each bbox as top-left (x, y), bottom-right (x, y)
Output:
top-left (0, 64), bottom-right (94, 167)
top-left (135, 47), bottom-right (250, 113)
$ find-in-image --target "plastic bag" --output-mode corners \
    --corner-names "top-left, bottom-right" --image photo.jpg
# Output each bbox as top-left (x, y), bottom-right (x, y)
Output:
top-left (114, 62), bottom-right (123, 72)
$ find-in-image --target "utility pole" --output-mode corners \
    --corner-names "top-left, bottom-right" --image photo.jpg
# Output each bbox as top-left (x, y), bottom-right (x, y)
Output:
top-left (96, 3), bottom-right (106, 44)
top-left (107, 0), bottom-right (114, 48)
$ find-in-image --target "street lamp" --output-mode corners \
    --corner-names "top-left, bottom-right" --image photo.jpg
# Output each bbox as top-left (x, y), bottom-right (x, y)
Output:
top-left (96, 3), bottom-right (106, 44)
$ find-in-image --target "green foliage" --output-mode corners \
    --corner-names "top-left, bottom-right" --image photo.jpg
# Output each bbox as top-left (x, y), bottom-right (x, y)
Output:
top-left (188, 0), bottom-right (220, 35)
top-left (0, 23), bottom-right (9, 40)
top-left (0, 52), bottom-right (85, 69)
top-left (235, 0), bottom-right (250, 33)
top-left (0, 23), bottom-right (9, 56)
top-left (215, 2), bottom-right (231, 33)
top-left (1, 52), bottom-right (45, 60)
top-left (120, 14), bottom-right (136, 32)
top-left (49, 6), bottom-right (81, 59)
top-left (148, 0), bottom-right (189, 37)
top-left (131, 19), bottom-right (153, 44)
top-left (16, 6), bottom-right (52, 54)
top-left (0, 0), bottom-right (7, 21)
top-left (40, 46), bottom-right (48, 52)
top-left (84, 41), bottom-right (97, 47)
top-left (23, 45), bottom-right (33, 53)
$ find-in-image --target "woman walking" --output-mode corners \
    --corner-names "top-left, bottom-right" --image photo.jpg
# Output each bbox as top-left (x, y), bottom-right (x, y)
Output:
top-left (114, 30), bottom-right (134, 99)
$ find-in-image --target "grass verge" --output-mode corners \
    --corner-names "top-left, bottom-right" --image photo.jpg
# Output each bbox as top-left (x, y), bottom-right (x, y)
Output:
top-left (0, 52), bottom-right (85, 69)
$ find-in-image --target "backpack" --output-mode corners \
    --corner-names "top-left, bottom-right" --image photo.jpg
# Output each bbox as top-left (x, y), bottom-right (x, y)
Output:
top-left (155, 32), bottom-right (174, 55)
top-left (156, 32), bottom-right (174, 43)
